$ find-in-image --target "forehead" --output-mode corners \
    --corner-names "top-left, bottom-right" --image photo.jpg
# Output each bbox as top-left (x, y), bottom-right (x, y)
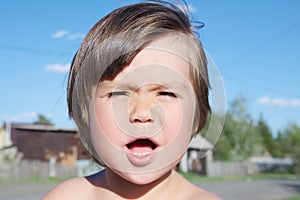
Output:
top-left (115, 34), bottom-right (193, 84)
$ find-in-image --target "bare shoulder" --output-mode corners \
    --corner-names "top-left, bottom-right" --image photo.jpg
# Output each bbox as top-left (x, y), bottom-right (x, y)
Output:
top-left (173, 171), bottom-right (221, 200)
top-left (42, 177), bottom-right (91, 200)
top-left (188, 187), bottom-right (222, 200)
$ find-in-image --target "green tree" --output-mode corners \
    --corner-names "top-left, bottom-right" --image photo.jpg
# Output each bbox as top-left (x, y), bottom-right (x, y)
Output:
top-left (276, 131), bottom-right (288, 158)
top-left (277, 124), bottom-right (300, 173)
top-left (214, 96), bottom-right (264, 161)
top-left (213, 124), bottom-right (232, 161)
top-left (257, 115), bottom-right (279, 157)
top-left (34, 114), bottom-right (53, 125)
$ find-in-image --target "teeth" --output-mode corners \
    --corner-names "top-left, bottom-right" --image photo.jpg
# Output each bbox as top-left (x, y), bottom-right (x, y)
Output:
top-left (132, 152), bottom-right (151, 156)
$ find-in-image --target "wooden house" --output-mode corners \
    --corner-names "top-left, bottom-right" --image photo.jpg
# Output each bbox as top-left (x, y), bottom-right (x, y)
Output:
top-left (179, 134), bottom-right (213, 175)
top-left (9, 123), bottom-right (90, 163)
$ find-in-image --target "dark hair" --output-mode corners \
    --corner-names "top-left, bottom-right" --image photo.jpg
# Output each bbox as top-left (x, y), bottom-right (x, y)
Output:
top-left (67, 1), bottom-right (210, 162)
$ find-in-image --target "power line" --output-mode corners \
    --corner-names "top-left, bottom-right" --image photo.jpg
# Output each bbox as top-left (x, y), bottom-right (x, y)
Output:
top-left (0, 44), bottom-right (71, 57)
top-left (218, 20), bottom-right (300, 96)
top-left (222, 72), bottom-right (299, 97)
top-left (224, 20), bottom-right (300, 69)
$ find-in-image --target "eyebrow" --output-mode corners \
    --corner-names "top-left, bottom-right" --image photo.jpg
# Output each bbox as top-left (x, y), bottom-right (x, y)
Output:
top-left (97, 79), bottom-right (190, 91)
top-left (134, 82), bottom-right (190, 92)
top-left (157, 81), bottom-right (189, 90)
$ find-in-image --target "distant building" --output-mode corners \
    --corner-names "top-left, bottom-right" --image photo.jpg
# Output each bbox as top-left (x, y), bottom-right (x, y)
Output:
top-left (8, 123), bottom-right (90, 164)
top-left (0, 121), bottom-right (12, 149)
top-left (0, 127), bottom-right (7, 149)
top-left (179, 134), bottom-right (213, 175)
top-left (250, 156), bottom-right (295, 173)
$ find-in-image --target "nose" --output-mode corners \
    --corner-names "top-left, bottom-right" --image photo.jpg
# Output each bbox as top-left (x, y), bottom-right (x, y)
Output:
top-left (129, 94), bottom-right (153, 124)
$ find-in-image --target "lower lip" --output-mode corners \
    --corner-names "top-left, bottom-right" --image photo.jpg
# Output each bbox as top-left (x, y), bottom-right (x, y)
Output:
top-left (126, 148), bottom-right (157, 166)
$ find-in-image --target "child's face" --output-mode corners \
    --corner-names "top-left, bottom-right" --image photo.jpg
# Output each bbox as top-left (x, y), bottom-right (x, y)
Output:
top-left (89, 34), bottom-right (198, 184)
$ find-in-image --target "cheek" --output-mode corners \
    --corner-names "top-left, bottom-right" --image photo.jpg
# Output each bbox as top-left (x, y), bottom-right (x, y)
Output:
top-left (94, 101), bottom-right (124, 145)
top-left (162, 111), bottom-right (181, 143)
top-left (161, 101), bottom-right (194, 144)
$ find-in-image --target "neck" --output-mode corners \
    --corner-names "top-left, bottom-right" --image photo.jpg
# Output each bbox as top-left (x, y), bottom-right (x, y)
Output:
top-left (103, 168), bottom-right (173, 199)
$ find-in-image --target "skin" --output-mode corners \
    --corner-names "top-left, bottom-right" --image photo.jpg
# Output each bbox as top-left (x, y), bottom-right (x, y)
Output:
top-left (42, 169), bottom-right (220, 200)
top-left (42, 35), bottom-right (221, 200)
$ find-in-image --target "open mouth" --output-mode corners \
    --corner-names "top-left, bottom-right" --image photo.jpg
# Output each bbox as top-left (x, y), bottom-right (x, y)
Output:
top-left (126, 138), bottom-right (158, 151)
top-left (125, 138), bottom-right (158, 166)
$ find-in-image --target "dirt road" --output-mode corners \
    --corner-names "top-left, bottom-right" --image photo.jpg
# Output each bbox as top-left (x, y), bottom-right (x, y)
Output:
top-left (196, 178), bottom-right (300, 200)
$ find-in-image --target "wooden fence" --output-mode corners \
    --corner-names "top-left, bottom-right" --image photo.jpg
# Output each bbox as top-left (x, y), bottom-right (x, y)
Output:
top-left (207, 161), bottom-right (260, 177)
top-left (1, 159), bottom-right (291, 181)
top-left (0, 159), bottom-right (77, 181)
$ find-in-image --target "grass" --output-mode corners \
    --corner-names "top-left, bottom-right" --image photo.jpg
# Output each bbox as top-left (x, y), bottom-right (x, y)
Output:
top-left (178, 171), bottom-right (226, 182)
top-left (284, 195), bottom-right (300, 200)
top-left (178, 170), bottom-right (300, 183)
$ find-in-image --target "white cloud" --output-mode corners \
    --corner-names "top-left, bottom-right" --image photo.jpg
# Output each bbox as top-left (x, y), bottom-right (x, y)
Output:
top-left (52, 30), bottom-right (69, 39)
top-left (18, 112), bottom-right (38, 118)
top-left (290, 99), bottom-right (300, 107)
top-left (257, 96), bottom-right (300, 107)
top-left (52, 29), bottom-right (85, 40)
top-left (67, 33), bottom-right (85, 40)
top-left (1, 112), bottom-right (38, 122)
top-left (45, 63), bottom-right (70, 73)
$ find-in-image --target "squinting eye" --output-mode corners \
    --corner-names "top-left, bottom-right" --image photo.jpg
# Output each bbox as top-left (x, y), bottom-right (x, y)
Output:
top-left (158, 91), bottom-right (177, 98)
top-left (107, 91), bottom-right (129, 98)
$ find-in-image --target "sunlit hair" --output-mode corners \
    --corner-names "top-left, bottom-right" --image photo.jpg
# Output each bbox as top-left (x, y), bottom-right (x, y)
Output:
top-left (67, 0), bottom-right (210, 163)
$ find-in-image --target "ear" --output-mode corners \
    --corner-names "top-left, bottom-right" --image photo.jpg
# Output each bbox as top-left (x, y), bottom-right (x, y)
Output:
top-left (192, 106), bottom-right (200, 137)
top-left (191, 119), bottom-right (199, 137)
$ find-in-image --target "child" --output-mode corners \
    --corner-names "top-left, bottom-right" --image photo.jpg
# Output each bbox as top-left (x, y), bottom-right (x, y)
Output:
top-left (43, 1), bottom-right (221, 199)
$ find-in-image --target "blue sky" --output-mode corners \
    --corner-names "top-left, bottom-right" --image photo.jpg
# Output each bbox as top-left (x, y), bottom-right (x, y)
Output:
top-left (0, 0), bottom-right (299, 135)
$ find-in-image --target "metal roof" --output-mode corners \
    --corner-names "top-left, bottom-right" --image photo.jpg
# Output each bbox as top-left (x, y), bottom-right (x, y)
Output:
top-left (188, 134), bottom-right (213, 150)
top-left (12, 123), bottom-right (77, 133)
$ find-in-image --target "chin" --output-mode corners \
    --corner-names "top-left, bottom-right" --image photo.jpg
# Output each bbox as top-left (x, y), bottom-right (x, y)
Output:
top-left (116, 167), bottom-right (172, 185)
